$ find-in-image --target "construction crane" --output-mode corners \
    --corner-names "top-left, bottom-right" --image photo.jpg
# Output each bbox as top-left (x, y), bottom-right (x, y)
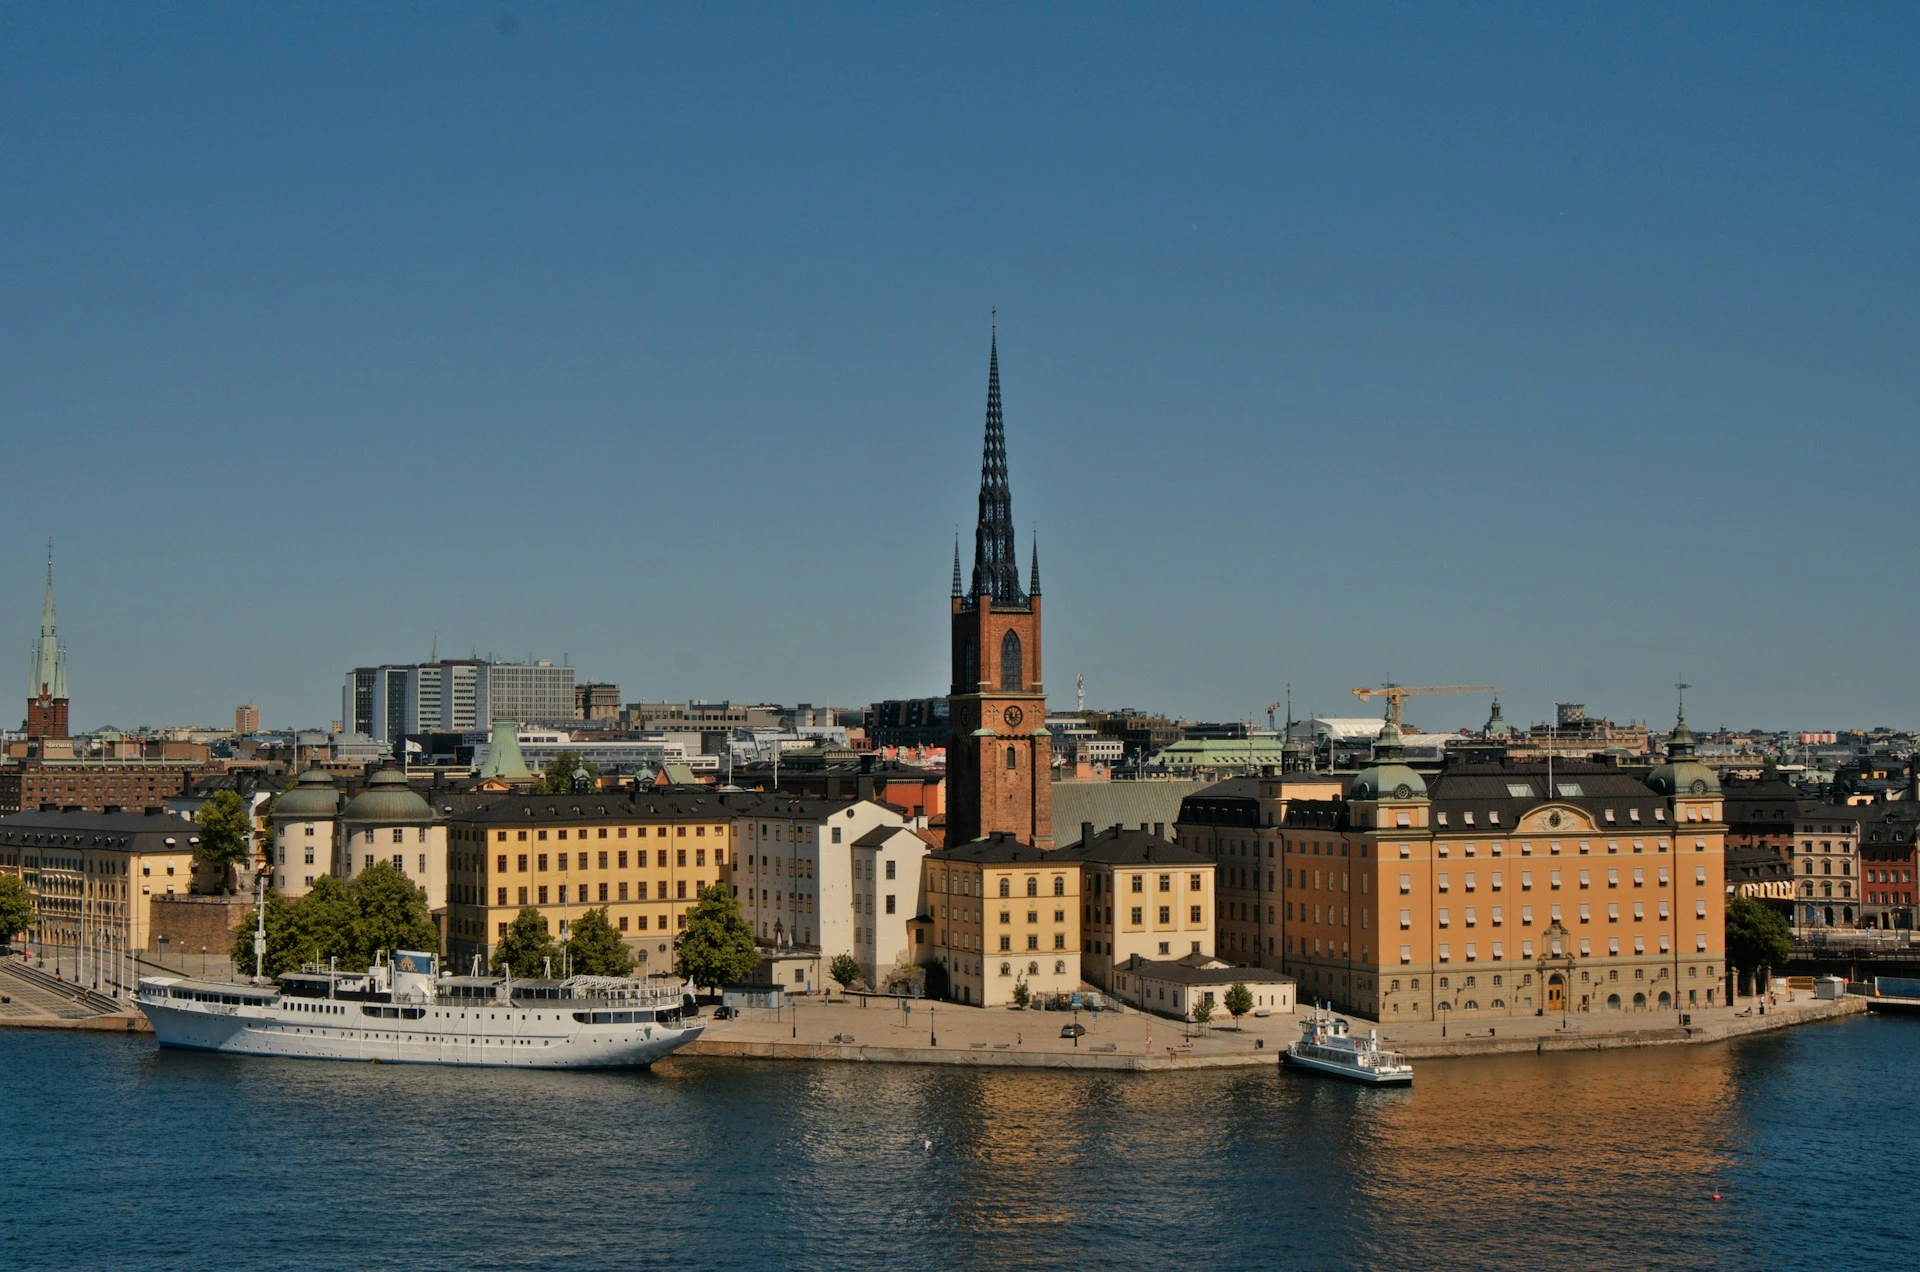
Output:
top-left (1351, 683), bottom-right (1500, 731)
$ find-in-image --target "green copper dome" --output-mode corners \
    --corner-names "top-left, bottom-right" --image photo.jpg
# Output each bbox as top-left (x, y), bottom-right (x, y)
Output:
top-left (1646, 711), bottom-right (1720, 797)
top-left (1350, 720), bottom-right (1428, 801)
top-left (272, 768), bottom-right (341, 820)
top-left (340, 767), bottom-right (435, 825)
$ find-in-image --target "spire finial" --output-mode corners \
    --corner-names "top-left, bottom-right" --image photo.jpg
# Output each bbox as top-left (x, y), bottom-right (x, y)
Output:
top-left (968, 319), bottom-right (1023, 606)
top-left (1029, 532), bottom-right (1041, 596)
top-left (951, 534), bottom-right (963, 599)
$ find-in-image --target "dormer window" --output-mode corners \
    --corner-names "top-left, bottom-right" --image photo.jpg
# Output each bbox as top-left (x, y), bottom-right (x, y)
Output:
top-left (1488, 812), bottom-right (1501, 826)
top-left (1463, 812), bottom-right (1475, 826)
top-left (1630, 809), bottom-right (1642, 823)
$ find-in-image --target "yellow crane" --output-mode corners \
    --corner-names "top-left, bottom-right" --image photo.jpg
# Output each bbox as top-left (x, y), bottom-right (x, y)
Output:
top-left (1350, 683), bottom-right (1501, 730)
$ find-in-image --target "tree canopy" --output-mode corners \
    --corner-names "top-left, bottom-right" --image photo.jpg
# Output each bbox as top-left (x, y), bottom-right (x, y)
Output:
top-left (828, 953), bottom-right (861, 990)
top-left (1223, 981), bottom-right (1254, 1025)
top-left (1191, 993), bottom-right (1214, 1026)
top-left (0, 873), bottom-right (32, 944)
top-left (565, 906), bottom-right (635, 977)
top-left (230, 862), bottom-right (438, 977)
top-left (674, 883), bottom-right (761, 992)
top-left (535, 751), bottom-right (601, 795)
top-left (493, 908), bottom-right (560, 977)
top-left (194, 790), bottom-right (255, 893)
top-left (1726, 894), bottom-right (1793, 977)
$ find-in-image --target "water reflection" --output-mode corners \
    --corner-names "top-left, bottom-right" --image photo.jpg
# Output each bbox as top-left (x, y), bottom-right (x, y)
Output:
top-left (4, 1021), bottom-right (1912, 1270)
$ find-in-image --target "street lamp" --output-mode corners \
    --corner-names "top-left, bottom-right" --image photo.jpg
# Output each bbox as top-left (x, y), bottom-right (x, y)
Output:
top-left (930, 1006), bottom-right (937, 1048)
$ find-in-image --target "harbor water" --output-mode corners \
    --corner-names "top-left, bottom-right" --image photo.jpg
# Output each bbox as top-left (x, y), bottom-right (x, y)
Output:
top-left (2, 1012), bottom-right (1916, 1269)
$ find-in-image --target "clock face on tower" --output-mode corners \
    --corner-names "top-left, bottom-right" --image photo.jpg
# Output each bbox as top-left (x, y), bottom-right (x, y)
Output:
top-left (1002, 705), bottom-right (1025, 728)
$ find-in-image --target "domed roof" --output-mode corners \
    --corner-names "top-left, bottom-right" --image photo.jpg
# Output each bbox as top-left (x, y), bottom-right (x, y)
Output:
top-left (1647, 712), bottom-right (1720, 797)
top-left (1350, 720), bottom-right (1429, 802)
top-left (272, 768), bottom-right (340, 820)
top-left (340, 767), bottom-right (435, 825)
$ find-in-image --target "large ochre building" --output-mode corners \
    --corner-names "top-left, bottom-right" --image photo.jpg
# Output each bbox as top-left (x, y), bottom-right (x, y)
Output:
top-left (1179, 711), bottom-right (1728, 1021)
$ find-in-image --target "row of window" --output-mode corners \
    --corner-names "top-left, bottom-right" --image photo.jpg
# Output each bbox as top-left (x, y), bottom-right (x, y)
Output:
top-left (1391, 934), bottom-right (1708, 962)
top-left (491, 879), bottom-right (703, 906)
top-left (490, 849), bottom-right (717, 874)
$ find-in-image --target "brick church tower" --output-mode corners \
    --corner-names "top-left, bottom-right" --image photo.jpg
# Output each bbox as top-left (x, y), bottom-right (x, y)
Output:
top-left (946, 327), bottom-right (1053, 849)
top-left (25, 542), bottom-right (69, 741)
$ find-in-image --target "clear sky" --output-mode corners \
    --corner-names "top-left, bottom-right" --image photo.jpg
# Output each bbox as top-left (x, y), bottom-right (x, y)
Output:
top-left (3, 4), bottom-right (1916, 736)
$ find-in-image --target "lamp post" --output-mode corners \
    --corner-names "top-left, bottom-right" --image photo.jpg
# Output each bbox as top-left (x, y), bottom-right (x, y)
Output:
top-left (929, 1006), bottom-right (937, 1048)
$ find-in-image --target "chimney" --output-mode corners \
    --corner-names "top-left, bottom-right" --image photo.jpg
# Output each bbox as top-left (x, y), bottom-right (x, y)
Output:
top-left (1154, 822), bottom-right (1164, 839)
top-left (1081, 821), bottom-right (1094, 846)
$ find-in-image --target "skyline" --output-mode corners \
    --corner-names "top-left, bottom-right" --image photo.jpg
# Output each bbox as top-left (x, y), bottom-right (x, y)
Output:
top-left (4, 6), bottom-right (1917, 732)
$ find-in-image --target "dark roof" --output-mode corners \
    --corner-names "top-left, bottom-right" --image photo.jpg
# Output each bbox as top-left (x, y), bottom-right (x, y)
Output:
top-left (928, 831), bottom-right (1056, 864)
top-left (0, 807), bottom-right (201, 852)
top-left (853, 826), bottom-right (917, 849)
top-left (1425, 763), bottom-right (1666, 823)
top-left (1054, 825), bottom-right (1211, 866)
top-left (1122, 953), bottom-right (1293, 986)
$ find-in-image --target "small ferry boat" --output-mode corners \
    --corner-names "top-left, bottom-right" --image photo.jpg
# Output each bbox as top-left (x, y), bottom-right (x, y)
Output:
top-left (1283, 1010), bottom-right (1413, 1085)
top-left (135, 951), bottom-right (703, 1069)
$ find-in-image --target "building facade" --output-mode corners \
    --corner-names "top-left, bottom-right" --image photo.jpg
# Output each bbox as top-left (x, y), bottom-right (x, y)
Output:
top-left (915, 832), bottom-right (1081, 1007)
top-left (444, 788), bottom-right (733, 972)
top-left (1791, 804), bottom-right (1862, 928)
top-left (1276, 714), bottom-right (1727, 1022)
top-left (1055, 823), bottom-right (1216, 994)
top-left (270, 768), bottom-right (342, 898)
top-left (1856, 805), bottom-right (1917, 930)
top-left (945, 329), bottom-right (1052, 849)
top-left (345, 659), bottom-right (576, 742)
top-left (0, 808), bottom-right (202, 961)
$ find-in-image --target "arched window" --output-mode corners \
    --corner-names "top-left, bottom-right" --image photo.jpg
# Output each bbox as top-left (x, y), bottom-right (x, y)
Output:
top-left (1054, 960), bottom-right (1066, 975)
top-left (1028, 961), bottom-right (1039, 975)
top-left (1000, 629), bottom-right (1022, 690)
top-left (1026, 877), bottom-right (1038, 897)
top-left (1053, 877), bottom-right (1064, 896)
top-left (998, 878), bottom-right (1010, 898)
top-left (999, 962), bottom-right (1011, 977)
top-left (1006, 746), bottom-right (1017, 770)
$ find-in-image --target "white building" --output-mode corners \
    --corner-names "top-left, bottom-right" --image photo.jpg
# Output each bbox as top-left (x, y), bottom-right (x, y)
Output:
top-left (850, 825), bottom-right (932, 989)
top-left (345, 659), bottom-right (575, 743)
top-left (730, 796), bottom-right (910, 957)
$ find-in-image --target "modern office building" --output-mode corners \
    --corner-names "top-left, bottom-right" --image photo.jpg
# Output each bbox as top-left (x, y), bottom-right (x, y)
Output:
top-left (344, 659), bottom-right (575, 742)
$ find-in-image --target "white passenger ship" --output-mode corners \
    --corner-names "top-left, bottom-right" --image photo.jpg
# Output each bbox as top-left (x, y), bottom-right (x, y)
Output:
top-left (1283, 1010), bottom-right (1413, 1085)
top-left (135, 952), bottom-right (703, 1069)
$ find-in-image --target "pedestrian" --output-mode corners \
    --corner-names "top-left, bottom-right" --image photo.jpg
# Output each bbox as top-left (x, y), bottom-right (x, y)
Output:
top-left (1017, 1032), bottom-right (1022, 1046)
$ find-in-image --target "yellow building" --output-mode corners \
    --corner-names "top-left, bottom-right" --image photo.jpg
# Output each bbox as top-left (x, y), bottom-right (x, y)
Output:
top-left (1055, 822), bottom-right (1215, 993)
top-left (1279, 712), bottom-right (1727, 1021)
top-left (916, 832), bottom-right (1080, 1006)
top-left (0, 808), bottom-right (201, 967)
top-left (446, 789), bottom-right (732, 974)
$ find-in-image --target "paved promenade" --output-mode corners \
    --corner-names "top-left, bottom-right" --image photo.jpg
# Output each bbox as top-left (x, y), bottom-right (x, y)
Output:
top-left (679, 988), bottom-right (1867, 1070)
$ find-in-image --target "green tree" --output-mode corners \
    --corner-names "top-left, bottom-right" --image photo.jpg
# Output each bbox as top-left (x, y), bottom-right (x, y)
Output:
top-left (194, 790), bottom-right (255, 894)
top-left (0, 873), bottom-right (33, 945)
top-left (566, 906), bottom-right (636, 977)
top-left (1191, 992), bottom-right (1214, 1027)
top-left (492, 907), bottom-right (560, 977)
top-left (673, 883), bottom-right (762, 993)
top-left (535, 751), bottom-right (600, 795)
top-left (1224, 981), bottom-right (1254, 1028)
top-left (1011, 977), bottom-right (1031, 1009)
top-left (1726, 894), bottom-right (1793, 993)
top-left (829, 952), bottom-right (861, 991)
top-left (349, 861), bottom-right (440, 962)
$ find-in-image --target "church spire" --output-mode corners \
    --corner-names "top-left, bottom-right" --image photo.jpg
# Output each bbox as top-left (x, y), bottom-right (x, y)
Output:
top-left (968, 317), bottom-right (1025, 606)
top-left (1029, 536), bottom-right (1041, 597)
top-left (30, 539), bottom-right (65, 701)
top-left (951, 535), bottom-right (963, 599)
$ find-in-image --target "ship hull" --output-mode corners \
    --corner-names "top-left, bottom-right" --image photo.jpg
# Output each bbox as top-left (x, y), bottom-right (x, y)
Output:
top-left (138, 1002), bottom-right (703, 1069)
top-left (1282, 1047), bottom-right (1413, 1085)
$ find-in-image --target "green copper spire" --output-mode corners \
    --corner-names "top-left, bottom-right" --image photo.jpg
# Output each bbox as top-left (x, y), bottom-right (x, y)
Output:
top-left (29, 540), bottom-right (66, 701)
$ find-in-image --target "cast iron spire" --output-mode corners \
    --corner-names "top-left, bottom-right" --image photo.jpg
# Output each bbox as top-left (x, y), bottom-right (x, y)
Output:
top-left (1029, 536), bottom-right (1041, 597)
top-left (951, 535), bottom-right (963, 599)
top-left (969, 319), bottom-right (1025, 606)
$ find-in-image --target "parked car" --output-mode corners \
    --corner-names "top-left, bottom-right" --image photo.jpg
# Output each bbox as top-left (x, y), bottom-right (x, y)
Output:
top-left (1059, 1023), bottom-right (1087, 1039)
top-left (712, 1005), bottom-right (738, 1021)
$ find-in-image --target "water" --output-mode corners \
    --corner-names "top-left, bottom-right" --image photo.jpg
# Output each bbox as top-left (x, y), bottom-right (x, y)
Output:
top-left (3, 1014), bottom-right (1916, 1270)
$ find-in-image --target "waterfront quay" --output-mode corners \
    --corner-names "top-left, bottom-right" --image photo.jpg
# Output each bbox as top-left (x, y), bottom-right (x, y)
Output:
top-left (680, 987), bottom-right (1864, 1070)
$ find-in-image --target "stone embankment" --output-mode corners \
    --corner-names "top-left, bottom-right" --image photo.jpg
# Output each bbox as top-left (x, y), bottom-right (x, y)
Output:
top-left (1392, 994), bottom-right (1864, 1060)
top-left (0, 960), bottom-right (151, 1033)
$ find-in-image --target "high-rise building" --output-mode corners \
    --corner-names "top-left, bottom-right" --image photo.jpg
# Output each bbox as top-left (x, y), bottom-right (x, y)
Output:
top-left (235, 704), bottom-right (261, 735)
top-left (944, 326), bottom-right (1052, 849)
top-left (25, 544), bottom-right (68, 741)
top-left (343, 659), bottom-right (575, 744)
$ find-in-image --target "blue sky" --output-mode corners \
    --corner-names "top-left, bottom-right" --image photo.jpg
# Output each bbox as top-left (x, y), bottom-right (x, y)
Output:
top-left (3, 4), bottom-right (1916, 735)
